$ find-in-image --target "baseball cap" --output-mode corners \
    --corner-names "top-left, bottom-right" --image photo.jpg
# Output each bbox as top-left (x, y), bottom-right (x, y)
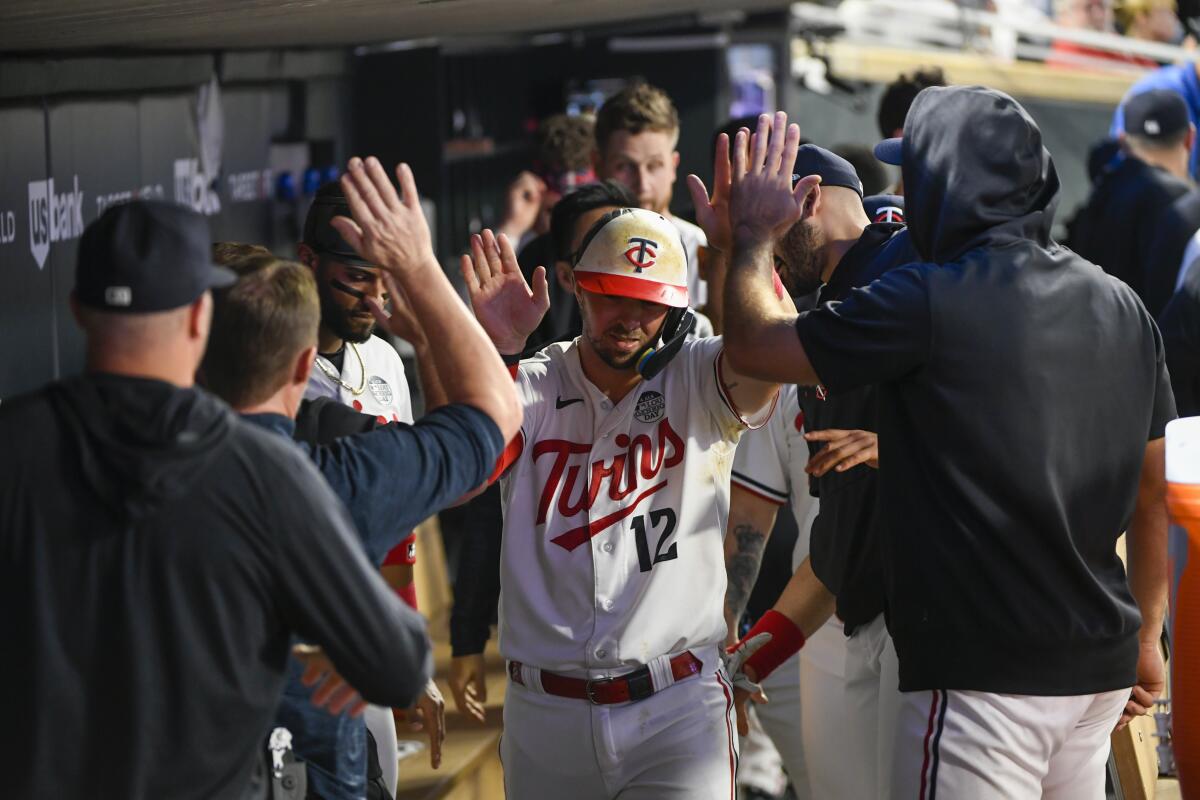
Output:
top-left (863, 193), bottom-right (905, 224)
top-left (75, 200), bottom-right (235, 313)
top-left (1124, 89), bottom-right (1190, 141)
top-left (791, 144), bottom-right (864, 196)
top-left (573, 208), bottom-right (689, 308)
top-left (873, 137), bottom-right (904, 166)
top-left (302, 181), bottom-right (375, 267)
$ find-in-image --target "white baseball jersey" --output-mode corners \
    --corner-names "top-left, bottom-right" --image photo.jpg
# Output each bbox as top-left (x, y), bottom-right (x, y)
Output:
top-left (730, 384), bottom-right (819, 570)
top-left (305, 334), bottom-right (413, 425)
top-left (498, 335), bottom-right (773, 676)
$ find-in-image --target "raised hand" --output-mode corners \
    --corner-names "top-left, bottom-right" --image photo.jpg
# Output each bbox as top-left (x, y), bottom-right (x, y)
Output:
top-left (460, 229), bottom-right (550, 355)
top-left (332, 157), bottom-right (435, 276)
top-left (730, 112), bottom-right (820, 245)
top-left (686, 132), bottom-right (735, 254)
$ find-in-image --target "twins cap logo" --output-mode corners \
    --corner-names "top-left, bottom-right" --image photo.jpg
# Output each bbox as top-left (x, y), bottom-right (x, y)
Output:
top-left (873, 206), bottom-right (905, 224)
top-left (623, 237), bottom-right (659, 273)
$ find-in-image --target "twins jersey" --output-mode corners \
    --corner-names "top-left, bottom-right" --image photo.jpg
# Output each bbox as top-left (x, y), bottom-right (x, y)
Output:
top-left (731, 384), bottom-right (819, 570)
top-left (499, 336), bottom-right (771, 676)
top-left (305, 334), bottom-right (413, 425)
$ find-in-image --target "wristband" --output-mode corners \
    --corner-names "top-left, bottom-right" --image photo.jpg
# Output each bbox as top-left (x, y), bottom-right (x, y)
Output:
top-left (735, 610), bottom-right (806, 682)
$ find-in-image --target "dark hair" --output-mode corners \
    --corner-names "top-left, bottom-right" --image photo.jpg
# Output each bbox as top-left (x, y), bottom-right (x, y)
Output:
top-left (832, 143), bottom-right (889, 196)
top-left (549, 180), bottom-right (638, 263)
top-left (538, 114), bottom-right (596, 172)
top-left (201, 256), bottom-right (320, 408)
top-left (877, 67), bottom-right (946, 138)
top-left (595, 83), bottom-right (680, 153)
top-left (212, 241), bottom-right (272, 266)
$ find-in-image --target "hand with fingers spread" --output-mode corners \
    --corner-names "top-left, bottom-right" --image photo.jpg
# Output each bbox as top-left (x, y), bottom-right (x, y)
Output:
top-left (449, 653), bottom-right (488, 723)
top-left (293, 644), bottom-right (368, 718)
top-left (332, 157), bottom-right (435, 276)
top-left (686, 132), bottom-right (736, 254)
top-left (459, 229), bottom-right (550, 355)
top-left (729, 112), bottom-right (821, 246)
top-left (804, 429), bottom-right (879, 477)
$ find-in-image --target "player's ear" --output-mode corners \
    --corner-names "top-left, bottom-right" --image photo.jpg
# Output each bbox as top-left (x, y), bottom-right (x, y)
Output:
top-left (294, 345), bottom-right (316, 386)
top-left (802, 183), bottom-right (822, 220)
top-left (556, 261), bottom-right (575, 294)
top-left (297, 243), bottom-right (319, 272)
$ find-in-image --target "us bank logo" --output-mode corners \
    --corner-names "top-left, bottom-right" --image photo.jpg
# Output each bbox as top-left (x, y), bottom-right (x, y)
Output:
top-left (28, 175), bottom-right (85, 270)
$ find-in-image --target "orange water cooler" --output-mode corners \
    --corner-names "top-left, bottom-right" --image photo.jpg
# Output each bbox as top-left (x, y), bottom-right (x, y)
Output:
top-left (1166, 418), bottom-right (1200, 796)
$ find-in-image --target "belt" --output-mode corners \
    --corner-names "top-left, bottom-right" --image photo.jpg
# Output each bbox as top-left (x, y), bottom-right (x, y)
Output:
top-left (508, 651), bottom-right (702, 705)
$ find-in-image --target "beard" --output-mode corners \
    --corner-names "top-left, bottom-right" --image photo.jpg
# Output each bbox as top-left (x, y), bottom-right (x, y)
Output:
top-left (318, 277), bottom-right (375, 345)
top-left (776, 222), bottom-right (826, 297)
top-left (586, 325), bottom-right (653, 370)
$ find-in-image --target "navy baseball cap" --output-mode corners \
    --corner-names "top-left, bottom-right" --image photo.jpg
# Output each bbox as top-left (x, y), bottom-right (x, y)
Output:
top-left (76, 200), bottom-right (235, 313)
top-left (302, 181), bottom-right (375, 267)
top-left (1124, 89), bottom-right (1190, 141)
top-left (863, 193), bottom-right (905, 224)
top-left (790, 144), bottom-right (864, 196)
top-left (874, 137), bottom-right (904, 166)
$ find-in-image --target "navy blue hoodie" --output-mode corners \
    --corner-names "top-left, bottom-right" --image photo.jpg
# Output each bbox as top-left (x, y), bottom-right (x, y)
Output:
top-left (795, 86), bottom-right (1176, 694)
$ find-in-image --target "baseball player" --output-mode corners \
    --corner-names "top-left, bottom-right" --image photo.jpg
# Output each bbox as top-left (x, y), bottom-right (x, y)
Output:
top-left (459, 204), bottom-right (782, 797)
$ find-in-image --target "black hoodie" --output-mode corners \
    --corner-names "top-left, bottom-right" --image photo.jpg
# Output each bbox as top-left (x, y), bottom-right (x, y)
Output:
top-left (795, 86), bottom-right (1176, 694)
top-left (0, 374), bottom-right (432, 800)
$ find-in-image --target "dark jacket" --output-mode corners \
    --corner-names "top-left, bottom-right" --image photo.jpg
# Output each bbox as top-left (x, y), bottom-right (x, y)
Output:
top-left (1, 375), bottom-right (431, 800)
top-left (1161, 262), bottom-right (1200, 416)
top-left (795, 86), bottom-right (1176, 694)
top-left (1070, 154), bottom-right (1189, 304)
top-left (1144, 189), bottom-right (1200, 317)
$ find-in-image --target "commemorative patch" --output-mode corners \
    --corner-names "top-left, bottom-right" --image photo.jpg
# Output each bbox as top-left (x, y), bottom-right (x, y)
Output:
top-left (634, 390), bottom-right (666, 423)
top-left (367, 375), bottom-right (393, 405)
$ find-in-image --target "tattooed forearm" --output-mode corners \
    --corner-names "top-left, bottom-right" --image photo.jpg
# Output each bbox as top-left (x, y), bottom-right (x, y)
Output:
top-left (725, 523), bottom-right (767, 623)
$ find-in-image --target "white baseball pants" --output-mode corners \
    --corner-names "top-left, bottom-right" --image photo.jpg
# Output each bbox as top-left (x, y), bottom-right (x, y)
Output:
top-left (889, 686), bottom-right (1130, 800)
top-left (799, 614), bottom-right (901, 799)
top-left (500, 663), bottom-right (739, 799)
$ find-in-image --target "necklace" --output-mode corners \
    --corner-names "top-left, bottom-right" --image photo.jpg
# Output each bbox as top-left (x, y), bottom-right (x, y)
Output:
top-left (315, 342), bottom-right (366, 396)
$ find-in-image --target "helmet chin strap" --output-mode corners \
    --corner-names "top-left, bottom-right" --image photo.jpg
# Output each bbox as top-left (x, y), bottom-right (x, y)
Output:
top-left (636, 307), bottom-right (696, 380)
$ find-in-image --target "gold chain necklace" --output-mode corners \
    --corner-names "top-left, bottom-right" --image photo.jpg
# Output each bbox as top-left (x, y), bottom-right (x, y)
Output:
top-left (315, 342), bottom-right (366, 396)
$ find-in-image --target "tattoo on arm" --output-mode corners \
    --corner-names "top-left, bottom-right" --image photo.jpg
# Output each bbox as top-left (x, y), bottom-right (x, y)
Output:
top-left (725, 523), bottom-right (767, 623)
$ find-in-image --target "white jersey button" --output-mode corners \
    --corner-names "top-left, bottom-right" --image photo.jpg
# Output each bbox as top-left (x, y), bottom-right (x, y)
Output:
top-left (596, 648), bottom-right (608, 659)
top-left (602, 541), bottom-right (614, 553)
top-left (602, 599), bottom-right (614, 611)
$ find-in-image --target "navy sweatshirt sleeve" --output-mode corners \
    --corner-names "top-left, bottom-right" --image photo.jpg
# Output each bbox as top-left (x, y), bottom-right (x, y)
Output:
top-left (447, 484), bottom-right (503, 656)
top-left (267, 440), bottom-right (433, 709)
top-left (308, 403), bottom-right (505, 565)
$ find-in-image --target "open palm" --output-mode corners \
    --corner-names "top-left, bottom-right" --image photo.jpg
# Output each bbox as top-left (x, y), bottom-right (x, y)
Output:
top-left (460, 229), bottom-right (550, 355)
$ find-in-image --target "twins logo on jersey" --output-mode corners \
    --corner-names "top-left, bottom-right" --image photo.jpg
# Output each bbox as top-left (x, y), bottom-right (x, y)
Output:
top-left (532, 417), bottom-right (684, 553)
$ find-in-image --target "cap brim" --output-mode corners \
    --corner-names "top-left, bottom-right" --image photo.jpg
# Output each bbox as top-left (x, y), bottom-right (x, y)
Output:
top-left (574, 271), bottom-right (689, 308)
top-left (207, 264), bottom-right (238, 289)
top-left (874, 138), bottom-right (904, 166)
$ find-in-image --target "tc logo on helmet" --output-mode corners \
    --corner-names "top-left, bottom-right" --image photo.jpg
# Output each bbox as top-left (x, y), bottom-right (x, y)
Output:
top-left (624, 237), bottom-right (659, 272)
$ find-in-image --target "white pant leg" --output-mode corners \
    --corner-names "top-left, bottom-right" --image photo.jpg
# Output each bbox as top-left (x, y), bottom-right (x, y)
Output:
top-left (890, 689), bottom-right (1128, 800)
top-left (754, 649), bottom-right (810, 798)
top-left (501, 667), bottom-right (738, 800)
top-left (801, 619), bottom-right (888, 799)
top-left (737, 707), bottom-right (789, 797)
top-left (864, 618), bottom-right (902, 800)
top-left (501, 680), bottom-right (611, 800)
top-left (1041, 689), bottom-right (1130, 800)
top-left (363, 704), bottom-right (398, 798)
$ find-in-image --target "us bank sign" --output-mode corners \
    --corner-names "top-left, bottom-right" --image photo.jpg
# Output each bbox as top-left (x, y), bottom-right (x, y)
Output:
top-left (28, 175), bottom-right (85, 270)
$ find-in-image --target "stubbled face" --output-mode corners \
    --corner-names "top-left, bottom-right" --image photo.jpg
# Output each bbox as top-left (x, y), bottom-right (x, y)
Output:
top-left (316, 257), bottom-right (387, 345)
top-left (599, 130), bottom-right (679, 216)
top-left (773, 220), bottom-right (827, 298)
top-left (577, 290), bottom-right (669, 370)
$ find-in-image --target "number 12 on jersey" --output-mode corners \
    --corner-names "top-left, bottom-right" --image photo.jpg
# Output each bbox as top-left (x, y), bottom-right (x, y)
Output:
top-left (631, 508), bottom-right (678, 573)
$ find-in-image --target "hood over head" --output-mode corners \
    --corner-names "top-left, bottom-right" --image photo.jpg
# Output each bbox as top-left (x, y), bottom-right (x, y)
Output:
top-left (891, 85), bottom-right (1060, 263)
top-left (47, 375), bottom-right (235, 521)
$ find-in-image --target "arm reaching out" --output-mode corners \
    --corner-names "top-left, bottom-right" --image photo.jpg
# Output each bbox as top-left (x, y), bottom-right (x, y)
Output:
top-left (459, 229), bottom-right (551, 355)
top-left (724, 112), bottom-right (823, 385)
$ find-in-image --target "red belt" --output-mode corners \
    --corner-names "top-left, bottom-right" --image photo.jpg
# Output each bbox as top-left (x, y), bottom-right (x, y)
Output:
top-left (508, 651), bottom-right (702, 705)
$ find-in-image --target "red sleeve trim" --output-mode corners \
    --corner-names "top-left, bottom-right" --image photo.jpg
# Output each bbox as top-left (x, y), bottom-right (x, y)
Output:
top-left (488, 429), bottom-right (525, 485)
